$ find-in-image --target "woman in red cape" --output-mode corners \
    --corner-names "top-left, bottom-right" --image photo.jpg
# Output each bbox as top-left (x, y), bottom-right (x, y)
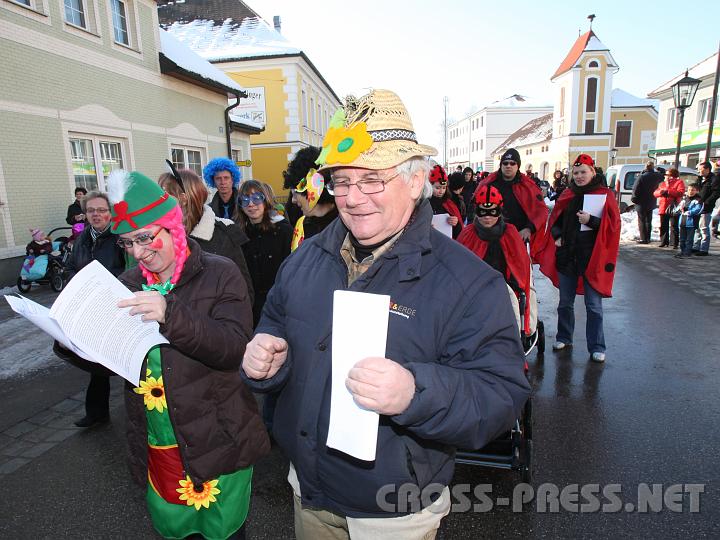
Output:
top-left (457, 185), bottom-right (532, 334)
top-left (429, 164), bottom-right (463, 238)
top-left (535, 154), bottom-right (620, 363)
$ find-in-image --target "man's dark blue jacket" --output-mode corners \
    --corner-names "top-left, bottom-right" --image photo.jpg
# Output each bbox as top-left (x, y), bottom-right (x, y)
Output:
top-left (244, 199), bottom-right (530, 518)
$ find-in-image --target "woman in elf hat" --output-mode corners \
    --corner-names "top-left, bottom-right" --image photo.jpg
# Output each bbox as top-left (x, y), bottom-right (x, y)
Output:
top-left (536, 154), bottom-right (621, 363)
top-left (457, 185), bottom-right (533, 335)
top-left (108, 170), bottom-right (269, 539)
top-left (428, 164), bottom-right (463, 238)
top-left (282, 146), bottom-right (338, 251)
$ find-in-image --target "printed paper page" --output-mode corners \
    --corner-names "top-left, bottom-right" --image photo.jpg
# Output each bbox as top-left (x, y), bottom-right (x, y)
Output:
top-left (431, 214), bottom-right (453, 238)
top-left (326, 290), bottom-right (390, 461)
top-left (4, 295), bottom-right (90, 359)
top-left (582, 194), bottom-right (607, 231)
top-left (49, 260), bottom-right (168, 386)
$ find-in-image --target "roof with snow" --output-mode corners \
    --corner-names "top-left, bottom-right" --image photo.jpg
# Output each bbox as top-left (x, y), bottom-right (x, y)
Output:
top-left (647, 52), bottom-right (719, 97)
top-left (492, 113), bottom-right (554, 155)
top-left (486, 94), bottom-right (552, 109)
top-left (611, 88), bottom-right (658, 110)
top-left (159, 28), bottom-right (244, 95)
top-left (551, 30), bottom-right (616, 80)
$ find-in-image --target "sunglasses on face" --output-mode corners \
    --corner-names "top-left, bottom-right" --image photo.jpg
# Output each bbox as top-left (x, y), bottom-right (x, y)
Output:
top-left (477, 207), bottom-right (501, 217)
top-left (502, 161), bottom-right (517, 167)
top-left (240, 192), bottom-right (265, 207)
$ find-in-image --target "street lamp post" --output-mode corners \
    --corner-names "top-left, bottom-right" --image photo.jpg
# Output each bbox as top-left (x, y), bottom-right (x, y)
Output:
top-left (610, 147), bottom-right (617, 166)
top-left (671, 70), bottom-right (701, 168)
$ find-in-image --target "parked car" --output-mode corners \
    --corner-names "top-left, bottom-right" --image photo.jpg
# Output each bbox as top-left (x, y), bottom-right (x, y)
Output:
top-left (606, 164), bottom-right (698, 212)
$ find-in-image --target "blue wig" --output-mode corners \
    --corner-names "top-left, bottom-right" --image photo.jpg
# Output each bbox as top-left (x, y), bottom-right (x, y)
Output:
top-left (203, 157), bottom-right (241, 188)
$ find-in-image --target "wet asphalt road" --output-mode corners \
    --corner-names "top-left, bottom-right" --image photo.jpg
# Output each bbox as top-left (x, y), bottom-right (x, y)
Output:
top-left (0, 243), bottom-right (718, 539)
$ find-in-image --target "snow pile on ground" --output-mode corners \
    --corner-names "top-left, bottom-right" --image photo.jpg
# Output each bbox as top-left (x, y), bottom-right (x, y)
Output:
top-left (620, 208), bottom-right (660, 243)
top-left (1, 285), bottom-right (18, 295)
top-left (0, 318), bottom-right (60, 379)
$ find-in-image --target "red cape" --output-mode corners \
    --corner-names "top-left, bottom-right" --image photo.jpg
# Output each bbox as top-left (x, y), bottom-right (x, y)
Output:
top-left (477, 172), bottom-right (548, 261)
top-left (457, 222), bottom-right (532, 334)
top-left (536, 185), bottom-right (620, 297)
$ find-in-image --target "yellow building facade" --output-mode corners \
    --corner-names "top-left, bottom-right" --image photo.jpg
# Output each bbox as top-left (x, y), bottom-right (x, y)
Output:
top-left (494, 30), bottom-right (658, 177)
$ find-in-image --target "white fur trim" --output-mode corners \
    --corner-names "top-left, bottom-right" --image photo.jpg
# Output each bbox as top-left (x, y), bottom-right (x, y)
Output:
top-left (107, 169), bottom-right (132, 205)
top-left (190, 205), bottom-right (216, 241)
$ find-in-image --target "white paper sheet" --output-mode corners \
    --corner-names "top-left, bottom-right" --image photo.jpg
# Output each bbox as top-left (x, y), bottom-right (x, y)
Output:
top-left (49, 260), bottom-right (168, 386)
top-left (326, 290), bottom-right (390, 461)
top-left (581, 194), bottom-right (607, 231)
top-left (431, 214), bottom-right (453, 238)
top-left (4, 294), bottom-right (90, 359)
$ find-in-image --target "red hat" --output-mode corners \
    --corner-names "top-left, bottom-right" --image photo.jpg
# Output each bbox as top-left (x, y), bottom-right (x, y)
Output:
top-left (475, 185), bottom-right (503, 207)
top-left (573, 154), bottom-right (595, 168)
top-left (429, 164), bottom-right (448, 185)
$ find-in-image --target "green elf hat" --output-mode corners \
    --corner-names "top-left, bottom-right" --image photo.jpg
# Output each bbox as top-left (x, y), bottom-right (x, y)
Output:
top-left (107, 170), bottom-right (177, 234)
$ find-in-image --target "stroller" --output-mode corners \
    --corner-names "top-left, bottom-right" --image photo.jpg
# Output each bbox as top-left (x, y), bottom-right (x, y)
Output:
top-left (17, 226), bottom-right (75, 293)
top-left (455, 263), bottom-right (543, 483)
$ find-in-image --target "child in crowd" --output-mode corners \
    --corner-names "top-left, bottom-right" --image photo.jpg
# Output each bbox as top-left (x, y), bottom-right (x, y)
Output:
top-left (25, 228), bottom-right (53, 256)
top-left (429, 164), bottom-right (463, 238)
top-left (675, 184), bottom-right (703, 259)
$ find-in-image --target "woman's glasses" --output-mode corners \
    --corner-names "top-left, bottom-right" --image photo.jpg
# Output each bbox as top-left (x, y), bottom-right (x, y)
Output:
top-left (117, 229), bottom-right (161, 249)
top-left (240, 192), bottom-right (266, 207)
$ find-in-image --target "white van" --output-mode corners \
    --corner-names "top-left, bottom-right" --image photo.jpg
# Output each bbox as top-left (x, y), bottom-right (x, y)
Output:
top-left (606, 164), bottom-right (698, 212)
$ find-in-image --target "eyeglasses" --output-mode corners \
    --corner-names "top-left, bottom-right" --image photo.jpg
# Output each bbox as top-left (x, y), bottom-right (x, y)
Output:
top-left (477, 207), bottom-right (502, 217)
top-left (117, 229), bottom-right (161, 249)
top-left (240, 192), bottom-right (265, 207)
top-left (328, 171), bottom-right (401, 197)
top-left (501, 161), bottom-right (517, 167)
top-left (86, 207), bottom-right (109, 214)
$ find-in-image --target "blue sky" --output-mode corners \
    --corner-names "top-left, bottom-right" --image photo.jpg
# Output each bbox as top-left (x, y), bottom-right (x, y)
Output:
top-left (255, 0), bottom-right (718, 150)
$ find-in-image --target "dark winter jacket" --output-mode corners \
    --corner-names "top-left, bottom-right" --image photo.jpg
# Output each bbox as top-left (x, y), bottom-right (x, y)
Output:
top-left (189, 205), bottom-right (254, 306)
top-left (461, 179), bottom-right (478, 221)
top-left (66, 226), bottom-right (125, 279)
top-left (241, 218), bottom-right (293, 327)
top-left (209, 188), bottom-right (238, 221)
top-left (121, 239), bottom-right (270, 486)
top-left (697, 173), bottom-right (720, 213)
top-left (66, 201), bottom-right (84, 225)
top-left (631, 169), bottom-right (662, 209)
top-left (243, 199), bottom-right (530, 518)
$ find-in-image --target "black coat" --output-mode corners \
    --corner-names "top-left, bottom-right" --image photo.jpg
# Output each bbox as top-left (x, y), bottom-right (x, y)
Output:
top-left (66, 201), bottom-right (84, 225)
top-left (241, 219), bottom-right (293, 327)
top-left (697, 173), bottom-right (720, 213)
top-left (631, 170), bottom-right (662, 209)
top-left (66, 226), bottom-right (126, 279)
top-left (188, 208), bottom-right (255, 306)
top-left (209, 189), bottom-right (238, 221)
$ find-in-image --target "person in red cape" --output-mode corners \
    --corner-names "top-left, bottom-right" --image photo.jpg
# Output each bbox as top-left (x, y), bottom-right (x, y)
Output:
top-left (536, 154), bottom-right (620, 363)
top-left (476, 148), bottom-right (548, 260)
top-left (458, 185), bottom-right (532, 334)
top-left (429, 163), bottom-right (463, 238)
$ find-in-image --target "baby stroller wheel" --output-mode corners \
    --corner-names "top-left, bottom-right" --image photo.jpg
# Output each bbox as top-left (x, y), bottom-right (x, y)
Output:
top-left (50, 270), bottom-right (65, 292)
top-left (17, 277), bottom-right (32, 293)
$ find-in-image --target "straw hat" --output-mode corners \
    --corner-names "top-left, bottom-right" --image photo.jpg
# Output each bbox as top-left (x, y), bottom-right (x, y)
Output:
top-left (317, 89), bottom-right (437, 171)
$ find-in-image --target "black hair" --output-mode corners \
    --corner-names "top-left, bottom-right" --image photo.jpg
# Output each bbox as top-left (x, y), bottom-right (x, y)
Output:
top-left (462, 167), bottom-right (474, 176)
top-left (74, 186), bottom-right (87, 195)
top-left (282, 146), bottom-right (334, 206)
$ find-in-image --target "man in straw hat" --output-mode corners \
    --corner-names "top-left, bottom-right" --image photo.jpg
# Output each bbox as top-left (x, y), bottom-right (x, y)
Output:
top-left (242, 89), bottom-right (529, 538)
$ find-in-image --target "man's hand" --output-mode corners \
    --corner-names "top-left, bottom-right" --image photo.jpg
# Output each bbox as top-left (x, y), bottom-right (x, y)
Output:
top-left (118, 291), bottom-right (167, 323)
top-left (447, 215), bottom-right (459, 226)
top-left (555, 237), bottom-right (562, 247)
top-left (242, 333), bottom-right (288, 380)
top-left (576, 210), bottom-right (591, 225)
top-left (519, 228), bottom-right (532, 242)
top-left (346, 357), bottom-right (416, 415)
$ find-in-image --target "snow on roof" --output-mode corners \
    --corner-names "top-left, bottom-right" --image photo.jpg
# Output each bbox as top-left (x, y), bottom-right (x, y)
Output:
top-left (164, 17), bottom-right (302, 62)
top-left (585, 35), bottom-right (608, 51)
top-left (159, 28), bottom-right (244, 92)
top-left (492, 113), bottom-right (554, 155)
top-left (486, 94), bottom-right (552, 109)
top-left (648, 52), bottom-right (719, 96)
top-left (611, 88), bottom-right (658, 110)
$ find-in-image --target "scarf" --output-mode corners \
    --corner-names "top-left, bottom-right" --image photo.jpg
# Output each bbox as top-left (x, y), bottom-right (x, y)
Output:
top-left (473, 217), bottom-right (507, 276)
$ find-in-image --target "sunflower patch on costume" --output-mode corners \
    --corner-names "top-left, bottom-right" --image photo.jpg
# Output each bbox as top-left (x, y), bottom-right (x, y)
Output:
top-left (321, 122), bottom-right (374, 165)
top-left (177, 476), bottom-right (221, 511)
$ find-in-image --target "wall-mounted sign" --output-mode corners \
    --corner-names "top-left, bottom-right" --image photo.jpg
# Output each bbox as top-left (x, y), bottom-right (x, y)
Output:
top-left (231, 87), bottom-right (266, 125)
top-left (235, 160), bottom-right (252, 167)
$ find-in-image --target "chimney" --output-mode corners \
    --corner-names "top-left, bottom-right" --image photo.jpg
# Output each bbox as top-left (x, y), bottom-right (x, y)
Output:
top-left (273, 15), bottom-right (281, 33)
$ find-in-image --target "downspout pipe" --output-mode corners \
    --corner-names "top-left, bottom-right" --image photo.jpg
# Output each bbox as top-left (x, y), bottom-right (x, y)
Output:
top-left (224, 91), bottom-right (245, 157)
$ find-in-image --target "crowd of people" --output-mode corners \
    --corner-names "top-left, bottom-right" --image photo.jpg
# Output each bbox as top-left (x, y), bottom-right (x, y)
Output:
top-left (48, 88), bottom-right (653, 539)
top-left (631, 160), bottom-right (720, 258)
